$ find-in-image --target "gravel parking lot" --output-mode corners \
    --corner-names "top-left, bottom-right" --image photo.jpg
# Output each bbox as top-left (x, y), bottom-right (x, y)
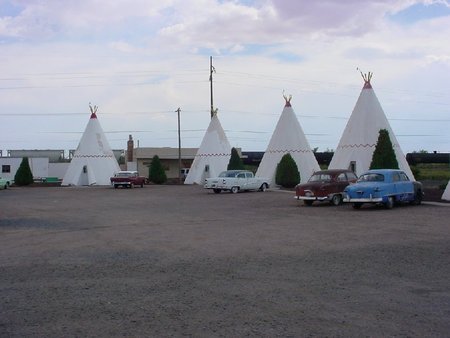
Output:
top-left (1, 185), bottom-right (449, 337)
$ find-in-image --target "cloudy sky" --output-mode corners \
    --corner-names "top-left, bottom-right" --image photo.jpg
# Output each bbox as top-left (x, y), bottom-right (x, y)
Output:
top-left (1, 0), bottom-right (449, 156)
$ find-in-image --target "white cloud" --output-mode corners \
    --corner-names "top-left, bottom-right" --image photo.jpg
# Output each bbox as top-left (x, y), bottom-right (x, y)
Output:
top-left (0, 0), bottom-right (449, 153)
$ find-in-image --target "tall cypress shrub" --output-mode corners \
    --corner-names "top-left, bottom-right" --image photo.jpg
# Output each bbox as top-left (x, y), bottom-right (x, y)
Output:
top-left (275, 153), bottom-right (300, 188)
top-left (227, 147), bottom-right (245, 170)
top-left (14, 157), bottom-right (34, 186)
top-left (148, 155), bottom-right (167, 184)
top-left (370, 129), bottom-right (399, 169)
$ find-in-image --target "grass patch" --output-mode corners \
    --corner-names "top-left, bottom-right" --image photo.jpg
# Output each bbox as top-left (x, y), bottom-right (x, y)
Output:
top-left (412, 163), bottom-right (450, 181)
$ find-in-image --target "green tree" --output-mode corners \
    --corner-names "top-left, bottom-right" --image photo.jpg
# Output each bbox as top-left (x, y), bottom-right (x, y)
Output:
top-left (227, 147), bottom-right (245, 170)
top-left (148, 155), bottom-right (167, 184)
top-left (14, 157), bottom-right (34, 186)
top-left (275, 153), bottom-right (300, 188)
top-left (369, 129), bottom-right (399, 170)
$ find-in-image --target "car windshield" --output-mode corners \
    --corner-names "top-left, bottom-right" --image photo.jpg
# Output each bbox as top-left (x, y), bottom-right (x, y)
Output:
top-left (308, 174), bottom-right (332, 182)
top-left (358, 173), bottom-right (384, 182)
top-left (116, 172), bottom-right (133, 177)
top-left (218, 171), bottom-right (239, 178)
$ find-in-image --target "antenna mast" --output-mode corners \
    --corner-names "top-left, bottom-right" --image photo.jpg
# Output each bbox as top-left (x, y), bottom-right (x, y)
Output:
top-left (209, 56), bottom-right (216, 118)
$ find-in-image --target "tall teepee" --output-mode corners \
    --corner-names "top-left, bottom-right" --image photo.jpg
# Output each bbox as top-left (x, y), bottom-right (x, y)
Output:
top-left (329, 72), bottom-right (414, 179)
top-left (442, 181), bottom-right (450, 201)
top-left (62, 105), bottom-right (120, 186)
top-left (184, 111), bottom-right (231, 185)
top-left (256, 95), bottom-right (320, 185)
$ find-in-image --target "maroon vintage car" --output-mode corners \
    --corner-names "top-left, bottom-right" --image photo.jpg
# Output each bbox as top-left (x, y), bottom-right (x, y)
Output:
top-left (295, 169), bottom-right (358, 206)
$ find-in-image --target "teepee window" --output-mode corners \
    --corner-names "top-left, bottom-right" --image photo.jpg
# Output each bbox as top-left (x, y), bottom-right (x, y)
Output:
top-left (204, 165), bottom-right (209, 172)
top-left (83, 165), bottom-right (87, 173)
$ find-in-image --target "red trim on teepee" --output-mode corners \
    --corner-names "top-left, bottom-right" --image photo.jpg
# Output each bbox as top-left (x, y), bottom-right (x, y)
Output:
top-left (363, 81), bottom-right (372, 89)
top-left (283, 93), bottom-right (292, 107)
top-left (89, 104), bottom-right (98, 119)
top-left (360, 71), bottom-right (373, 89)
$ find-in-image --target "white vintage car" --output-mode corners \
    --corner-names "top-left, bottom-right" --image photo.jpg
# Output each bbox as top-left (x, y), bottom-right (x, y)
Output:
top-left (204, 170), bottom-right (269, 194)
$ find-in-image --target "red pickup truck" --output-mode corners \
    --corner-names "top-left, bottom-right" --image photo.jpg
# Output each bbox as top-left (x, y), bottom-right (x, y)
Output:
top-left (110, 171), bottom-right (147, 188)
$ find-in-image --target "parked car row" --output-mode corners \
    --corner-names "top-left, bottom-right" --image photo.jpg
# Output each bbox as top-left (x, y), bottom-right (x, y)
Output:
top-left (203, 168), bottom-right (422, 209)
top-left (295, 169), bottom-right (423, 209)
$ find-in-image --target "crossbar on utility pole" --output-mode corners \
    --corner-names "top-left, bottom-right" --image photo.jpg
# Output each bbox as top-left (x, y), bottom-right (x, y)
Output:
top-left (176, 107), bottom-right (182, 184)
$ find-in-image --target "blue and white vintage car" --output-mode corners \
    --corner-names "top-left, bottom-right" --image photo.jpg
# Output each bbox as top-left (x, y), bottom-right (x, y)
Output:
top-left (343, 169), bottom-right (423, 209)
top-left (204, 170), bottom-right (269, 194)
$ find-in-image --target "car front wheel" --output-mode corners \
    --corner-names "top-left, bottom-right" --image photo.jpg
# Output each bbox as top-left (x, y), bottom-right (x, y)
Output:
top-left (330, 194), bottom-right (342, 206)
top-left (231, 186), bottom-right (239, 194)
top-left (259, 183), bottom-right (268, 192)
top-left (385, 196), bottom-right (394, 209)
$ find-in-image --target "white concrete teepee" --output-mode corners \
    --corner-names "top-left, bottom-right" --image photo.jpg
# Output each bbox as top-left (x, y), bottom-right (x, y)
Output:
top-left (256, 95), bottom-right (320, 185)
top-left (442, 181), bottom-right (450, 201)
top-left (62, 105), bottom-right (120, 186)
top-left (184, 112), bottom-right (231, 185)
top-left (328, 72), bottom-right (414, 179)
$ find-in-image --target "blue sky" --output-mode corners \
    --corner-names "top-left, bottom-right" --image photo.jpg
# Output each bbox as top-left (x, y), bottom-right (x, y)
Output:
top-left (0, 0), bottom-right (449, 154)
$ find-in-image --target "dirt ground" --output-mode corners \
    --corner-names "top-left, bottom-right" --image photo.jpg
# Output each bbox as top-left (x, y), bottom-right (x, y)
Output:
top-left (1, 185), bottom-right (449, 337)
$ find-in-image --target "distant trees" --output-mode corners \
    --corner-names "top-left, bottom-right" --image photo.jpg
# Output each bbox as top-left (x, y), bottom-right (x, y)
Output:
top-left (148, 155), bottom-right (167, 184)
top-left (275, 153), bottom-right (300, 188)
top-left (14, 157), bottom-right (34, 186)
top-left (227, 147), bottom-right (245, 170)
top-left (370, 129), bottom-right (399, 170)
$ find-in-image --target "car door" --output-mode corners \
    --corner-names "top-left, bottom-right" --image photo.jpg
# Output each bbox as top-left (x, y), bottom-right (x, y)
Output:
top-left (237, 172), bottom-right (247, 189)
top-left (246, 172), bottom-right (258, 190)
top-left (399, 171), bottom-right (414, 200)
top-left (335, 172), bottom-right (348, 194)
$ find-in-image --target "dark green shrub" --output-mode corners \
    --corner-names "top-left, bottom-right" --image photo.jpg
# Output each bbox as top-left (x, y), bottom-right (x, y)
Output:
top-left (227, 147), bottom-right (245, 170)
top-left (14, 157), bottom-right (34, 186)
top-left (148, 155), bottom-right (167, 184)
top-left (370, 129), bottom-right (399, 170)
top-left (410, 165), bottom-right (421, 180)
top-left (275, 153), bottom-right (300, 188)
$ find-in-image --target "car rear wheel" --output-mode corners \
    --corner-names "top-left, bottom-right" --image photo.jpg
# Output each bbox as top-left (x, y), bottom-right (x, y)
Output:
top-left (213, 189), bottom-right (221, 194)
top-left (231, 186), bottom-right (239, 194)
top-left (385, 196), bottom-right (394, 209)
top-left (352, 202), bottom-right (362, 209)
top-left (259, 183), bottom-right (268, 192)
top-left (411, 190), bottom-right (422, 205)
top-left (130, 183), bottom-right (134, 189)
top-left (330, 194), bottom-right (342, 206)
top-left (304, 200), bottom-right (313, 206)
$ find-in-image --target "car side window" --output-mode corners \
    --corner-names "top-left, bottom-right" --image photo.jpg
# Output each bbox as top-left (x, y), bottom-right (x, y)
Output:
top-left (347, 172), bottom-right (357, 180)
top-left (337, 173), bottom-right (347, 182)
top-left (237, 173), bottom-right (245, 179)
top-left (400, 172), bottom-right (410, 181)
top-left (392, 173), bottom-right (401, 182)
top-left (245, 172), bottom-right (252, 178)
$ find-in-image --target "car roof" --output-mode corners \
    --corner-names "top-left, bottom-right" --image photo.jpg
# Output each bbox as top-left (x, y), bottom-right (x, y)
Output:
top-left (364, 169), bottom-right (403, 174)
top-left (312, 169), bottom-right (355, 175)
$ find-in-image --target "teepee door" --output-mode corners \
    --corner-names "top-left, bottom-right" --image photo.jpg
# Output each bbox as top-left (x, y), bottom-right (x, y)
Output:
top-left (79, 165), bottom-right (89, 186)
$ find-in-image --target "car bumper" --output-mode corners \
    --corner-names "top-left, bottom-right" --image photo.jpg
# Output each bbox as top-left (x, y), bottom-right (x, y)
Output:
top-left (343, 196), bottom-right (383, 203)
top-left (295, 195), bottom-right (329, 201)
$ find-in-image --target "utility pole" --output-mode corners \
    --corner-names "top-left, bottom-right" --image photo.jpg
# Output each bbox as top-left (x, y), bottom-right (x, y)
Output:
top-left (176, 107), bottom-right (182, 184)
top-left (209, 56), bottom-right (216, 118)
